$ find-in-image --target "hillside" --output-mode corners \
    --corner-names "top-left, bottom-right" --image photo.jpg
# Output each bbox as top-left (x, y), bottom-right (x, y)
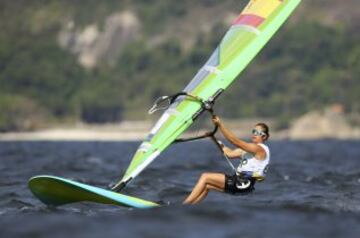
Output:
top-left (0, 0), bottom-right (359, 131)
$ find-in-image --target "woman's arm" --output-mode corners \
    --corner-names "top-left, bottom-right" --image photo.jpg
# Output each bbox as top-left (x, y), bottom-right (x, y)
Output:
top-left (213, 116), bottom-right (266, 160)
top-left (223, 147), bottom-right (245, 159)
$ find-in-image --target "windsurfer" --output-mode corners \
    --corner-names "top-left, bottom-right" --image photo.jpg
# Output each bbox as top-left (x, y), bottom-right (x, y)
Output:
top-left (183, 116), bottom-right (270, 204)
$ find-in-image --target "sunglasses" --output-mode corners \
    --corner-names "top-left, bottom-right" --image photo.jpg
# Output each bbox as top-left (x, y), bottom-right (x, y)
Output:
top-left (252, 129), bottom-right (266, 137)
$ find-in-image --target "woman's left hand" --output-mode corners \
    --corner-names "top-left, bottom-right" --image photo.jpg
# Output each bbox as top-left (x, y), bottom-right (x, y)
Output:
top-left (212, 116), bottom-right (221, 126)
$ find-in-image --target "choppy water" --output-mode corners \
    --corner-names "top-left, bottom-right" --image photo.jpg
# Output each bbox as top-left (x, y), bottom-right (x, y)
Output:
top-left (0, 140), bottom-right (359, 238)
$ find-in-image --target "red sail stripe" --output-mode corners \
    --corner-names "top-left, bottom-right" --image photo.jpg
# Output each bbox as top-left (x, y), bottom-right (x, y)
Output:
top-left (232, 14), bottom-right (265, 28)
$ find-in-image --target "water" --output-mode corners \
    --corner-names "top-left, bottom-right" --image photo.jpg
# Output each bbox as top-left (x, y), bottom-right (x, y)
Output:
top-left (0, 140), bottom-right (359, 237)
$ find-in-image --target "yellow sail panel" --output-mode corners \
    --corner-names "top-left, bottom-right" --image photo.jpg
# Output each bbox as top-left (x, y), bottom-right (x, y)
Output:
top-left (242, 0), bottom-right (282, 18)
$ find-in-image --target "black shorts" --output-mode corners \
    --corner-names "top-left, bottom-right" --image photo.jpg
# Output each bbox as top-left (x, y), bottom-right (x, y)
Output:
top-left (224, 174), bottom-right (256, 195)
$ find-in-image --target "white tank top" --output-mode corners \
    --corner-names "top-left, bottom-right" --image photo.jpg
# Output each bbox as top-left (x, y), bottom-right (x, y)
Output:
top-left (236, 143), bottom-right (270, 178)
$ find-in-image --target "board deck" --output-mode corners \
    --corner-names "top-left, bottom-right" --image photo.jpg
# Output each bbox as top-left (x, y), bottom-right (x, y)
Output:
top-left (28, 175), bottom-right (160, 209)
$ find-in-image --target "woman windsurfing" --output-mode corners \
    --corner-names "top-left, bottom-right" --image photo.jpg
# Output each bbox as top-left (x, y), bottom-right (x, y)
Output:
top-left (183, 116), bottom-right (270, 204)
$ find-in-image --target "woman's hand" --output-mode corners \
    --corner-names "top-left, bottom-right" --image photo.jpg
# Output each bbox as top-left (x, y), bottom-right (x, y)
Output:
top-left (212, 116), bottom-right (221, 126)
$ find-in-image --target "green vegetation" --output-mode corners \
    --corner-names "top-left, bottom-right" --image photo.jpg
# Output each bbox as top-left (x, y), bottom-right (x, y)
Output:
top-left (0, 0), bottom-right (358, 131)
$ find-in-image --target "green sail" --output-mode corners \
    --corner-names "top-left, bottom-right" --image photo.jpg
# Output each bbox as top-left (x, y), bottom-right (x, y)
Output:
top-left (118, 0), bottom-right (301, 187)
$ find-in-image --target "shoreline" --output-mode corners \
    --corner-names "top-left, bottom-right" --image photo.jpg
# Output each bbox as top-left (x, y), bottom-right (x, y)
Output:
top-left (1, 121), bottom-right (359, 142)
top-left (2, 108), bottom-right (360, 141)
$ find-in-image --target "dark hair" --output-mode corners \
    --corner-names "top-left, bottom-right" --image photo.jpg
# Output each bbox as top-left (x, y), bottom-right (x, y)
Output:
top-left (256, 122), bottom-right (270, 140)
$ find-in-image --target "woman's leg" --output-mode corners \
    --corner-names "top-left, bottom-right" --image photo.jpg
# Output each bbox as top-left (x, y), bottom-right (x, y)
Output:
top-left (191, 184), bottom-right (223, 204)
top-left (183, 173), bottom-right (225, 204)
